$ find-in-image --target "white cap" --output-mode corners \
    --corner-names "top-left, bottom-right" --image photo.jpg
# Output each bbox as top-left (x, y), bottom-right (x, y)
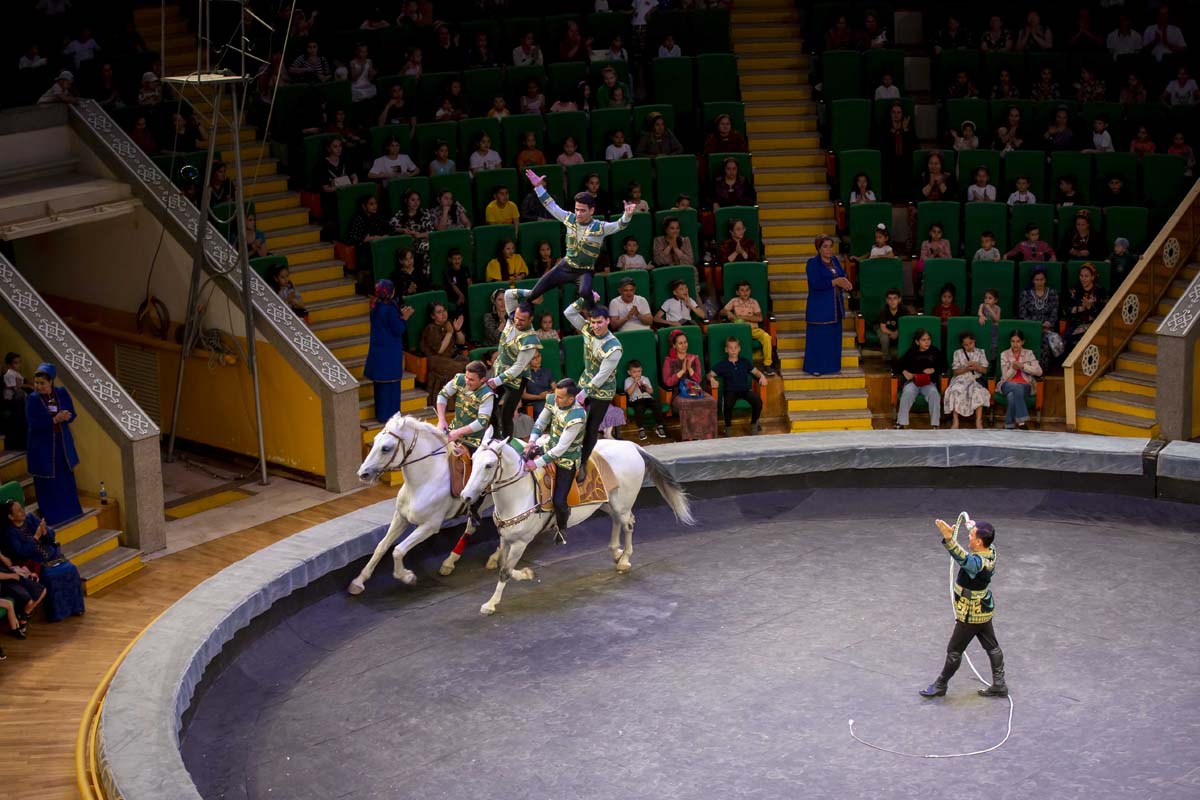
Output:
top-left (58, 70), bottom-right (74, 81)
top-left (142, 71), bottom-right (159, 83)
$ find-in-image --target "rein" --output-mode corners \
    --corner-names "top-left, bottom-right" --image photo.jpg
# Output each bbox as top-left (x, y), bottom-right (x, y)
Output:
top-left (378, 423), bottom-right (447, 473)
top-left (476, 443), bottom-right (543, 529)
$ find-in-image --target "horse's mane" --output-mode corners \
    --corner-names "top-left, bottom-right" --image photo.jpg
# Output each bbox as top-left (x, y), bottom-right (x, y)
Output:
top-left (390, 414), bottom-right (448, 445)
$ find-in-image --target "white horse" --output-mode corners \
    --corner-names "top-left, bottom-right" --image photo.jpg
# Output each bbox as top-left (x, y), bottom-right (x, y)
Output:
top-left (461, 428), bottom-right (694, 615)
top-left (350, 414), bottom-right (492, 593)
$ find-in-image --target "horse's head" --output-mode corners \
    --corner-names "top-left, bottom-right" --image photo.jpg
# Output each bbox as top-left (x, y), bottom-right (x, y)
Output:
top-left (460, 427), bottom-right (503, 504)
top-left (359, 414), bottom-right (410, 483)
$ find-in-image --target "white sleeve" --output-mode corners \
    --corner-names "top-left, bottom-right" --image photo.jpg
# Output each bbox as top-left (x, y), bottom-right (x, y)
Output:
top-left (589, 344), bottom-right (623, 389)
top-left (535, 185), bottom-right (569, 223)
top-left (564, 298), bottom-right (588, 332)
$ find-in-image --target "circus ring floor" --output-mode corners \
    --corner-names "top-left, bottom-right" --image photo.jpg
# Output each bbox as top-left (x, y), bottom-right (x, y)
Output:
top-left (98, 433), bottom-right (1200, 800)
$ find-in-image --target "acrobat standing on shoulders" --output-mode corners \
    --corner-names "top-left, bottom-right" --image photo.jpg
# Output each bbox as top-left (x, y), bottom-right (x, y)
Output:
top-left (524, 168), bottom-right (635, 309)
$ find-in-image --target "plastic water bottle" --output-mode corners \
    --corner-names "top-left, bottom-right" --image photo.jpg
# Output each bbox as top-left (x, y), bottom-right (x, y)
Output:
top-left (99, 481), bottom-right (108, 505)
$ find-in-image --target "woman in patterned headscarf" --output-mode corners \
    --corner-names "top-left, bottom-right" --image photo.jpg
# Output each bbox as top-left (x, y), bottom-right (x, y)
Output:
top-left (804, 236), bottom-right (853, 375)
top-left (25, 363), bottom-right (83, 525)
top-left (364, 281), bottom-right (415, 423)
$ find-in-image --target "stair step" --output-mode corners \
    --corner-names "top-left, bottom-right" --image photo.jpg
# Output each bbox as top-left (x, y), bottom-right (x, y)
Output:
top-left (741, 72), bottom-right (808, 87)
top-left (737, 56), bottom-right (809, 71)
top-left (782, 366), bottom-right (866, 391)
top-left (747, 117), bottom-right (819, 134)
top-left (737, 28), bottom-right (803, 42)
top-left (306, 294), bottom-right (369, 324)
top-left (275, 244), bottom-right (337, 267)
top-left (785, 388), bottom-right (869, 411)
top-left (780, 349), bottom-right (859, 370)
top-left (251, 191), bottom-right (302, 213)
top-left (746, 132), bottom-right (822, 149)
top-left (197, 127), bottom-right (257, 148)
top-left (1087, 390), bottom-right (1157, 420)
top-left (264, 224), bottom-right (323, 250)
top-left (55, 508), bottom-right (101, 545)
top-left (1137, 315), bottom-right (1165, 335)
top-left (755, 152), bottom-right (825, 168)
top-left (77, 546), bottom-right (143, 595)
top-left (745, 103), bottom-right (818, 119)
top-left (764, 221), bottom-right (830, 237)
top-left (733, 10), bottom-right (801, 24)
top-left (1115, 350), bottom-right (1156, 375)
top-left (301, 277), bottom-right (359, 302)
top-left (286, 258), bottom-right (345, 283)
top-left (1076, 407), bottom-right (1158, 437)
top-left (1093, 369), bottom-right (1157, 398)
top-left (757, 187), bottom-right (829, 203)
top-left (754, 168), bottom-right (828, 187)
top-left (1128, 333), bottom-right (1158, 355)
top-left (744, 87), bottom-right (813, 102)
top-left (255, 206), bottom-right (310, 231)
top-left (787, 408), bottom-right (874, 431)
top-left (312, 316), bottom-right (370, 341)
top-left (60, 527), bottom-right (121, 566)
top-left (242, 177), bottom-right (289, 197)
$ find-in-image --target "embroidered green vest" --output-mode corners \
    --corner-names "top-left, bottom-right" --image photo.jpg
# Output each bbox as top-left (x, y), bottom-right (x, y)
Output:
top-left (495, 321), bottom-right (541, 389)
top-left (582, 328), bottom-right (622, 400)
top-left (441, 374), bottom-right (494, 450)
top-left (546, 403), bottom-right (586, 468)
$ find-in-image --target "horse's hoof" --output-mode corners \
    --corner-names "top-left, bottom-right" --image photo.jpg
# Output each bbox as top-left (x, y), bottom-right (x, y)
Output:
top-left (610, 548), bottom-right (623, 563)
top-left (516, 567), bottom-right (534, 581)
top-left (486, 552), bottom-right (500, 570)
top-left (480, 604), bottom-right (496, 616)
top-left (438, 553), bottom-right (460, 576)
top-left (395, 569), bottom-right (417, 585)
top-left (616, 559), bottom-right (632, 573)
top-left (347, 579), bottom-right (365, 595)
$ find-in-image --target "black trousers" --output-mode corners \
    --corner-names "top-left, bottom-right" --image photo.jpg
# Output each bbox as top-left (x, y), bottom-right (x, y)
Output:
top-left (490, 379), bottom-right (526, 440)
top-left (580, 397), bottom-right (610, 470)
top-left (529, 260), bottom-right (594, 309)
top-left (0, 575), bottom-right (43, 609)
top-left (628, 397), bottom-right (664, 427)
top-left (722, 389), bottom-right (762, 426)
top-left (553, 464), bottom-right (576, 528)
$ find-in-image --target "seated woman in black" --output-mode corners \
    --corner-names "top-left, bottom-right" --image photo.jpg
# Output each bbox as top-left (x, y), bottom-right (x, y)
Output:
top-left (1, 500), bottom-right (84, 622)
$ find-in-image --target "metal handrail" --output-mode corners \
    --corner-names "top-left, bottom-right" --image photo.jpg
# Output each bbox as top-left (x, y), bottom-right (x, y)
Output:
top-left (1063, 177), bottom-right (1200, 428)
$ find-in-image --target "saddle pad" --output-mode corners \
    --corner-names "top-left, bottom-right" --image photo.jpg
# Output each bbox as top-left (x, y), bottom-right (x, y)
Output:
top-left (535, 455), bottom-right (615, 512)
top-left (448, 449), bottom-right (472, 498)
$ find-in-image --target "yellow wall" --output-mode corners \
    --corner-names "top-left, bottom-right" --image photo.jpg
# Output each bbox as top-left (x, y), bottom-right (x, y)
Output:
top-left (0, 310), bottom-right (127, 516)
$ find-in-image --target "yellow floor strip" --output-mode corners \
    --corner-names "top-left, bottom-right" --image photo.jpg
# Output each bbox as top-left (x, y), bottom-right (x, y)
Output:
top-left (165, 488), bottom-right (254, 520)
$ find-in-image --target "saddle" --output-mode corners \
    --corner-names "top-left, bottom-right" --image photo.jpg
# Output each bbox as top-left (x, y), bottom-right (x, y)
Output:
top-left (534, 455), bottom-right (615, 512)
top-left (448, 447), bottom-right (472, 498)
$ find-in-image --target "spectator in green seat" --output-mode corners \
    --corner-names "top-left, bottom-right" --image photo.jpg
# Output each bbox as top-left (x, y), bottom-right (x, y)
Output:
top-left (485, 185), bottom-right (520, 230)
top-left (420, 302), bottom-right (467, 405)
top-left (825, 15), bottom-right (854, 51)
top-left (368, 136), bottom-right (418, 181)
top-left (709, 337), bottom-right (768, 435)
top-left (990, 69), bottom-right (1020, 100)
top-left (712, 158), bottom-right (757, 209)
top-left (288, 40), bottom-right (332, 84)
top-left (1073, 66), bottom-right (1106, 102)
top-left (512, 31), bottom-right (544, 67)
top-left (877, 102), bottom-right (916, 200)
top-left (389, 189), bottom-right (433, 265)
top-left (877, 287), bottom-right (906, 365)
top-left (1015, 11), bottom-right (1053, 52)
top-left (469, 133), bottom-right (502, 176)
top-left (655, 280), bottom-right (705, 326)
top-left (349, 44), bottom-right (377, 103)
top-left (558, 20), bottom-right (591, 63)
top-left (391, 247), bottom-right (428, 298)
top-left (315, 139), bottom-right (354, 233)
top-left (652, 217), bottom-right (694, 267)
top-left (702, 114), bottom-right (748, 159)
top-left (1041, 106), bottom-right (1074, 152)
top-left (943, 331), bottom-right (990, 429)
top-left (597, 66), bottom-right (630, 108)
top-left (636, 113), bottom-right (683, 159)
top-left (378, 83), bottom-right (415, 128)
top-left (1019, 266), bottom-right (1062, 365)
top-left (233, 212), bottom-right (267, 258)
top-left (520, 79), bottom-right (546, 115)
top-left (895, 328), bottom-right (946, 429)
top-left (346, 194), bottom-right (390, 293)
top-left (998, 330), bottom-right (1042, 429)
top-left (980, 15), bottom-right (1013, 52)
top-left (1108, 238), bottom-right (1137, 287)
top-left (1063, 209), bottom-right (1096, 260)
top-left (516, 132), bottom-right (546, 169)
top-left (466, 32), bottom-right (498, 69)
top-left (1118, 73), bottom-right (1147, 106)
top-left (1066, 263), bottom-right (1108, 348)
top-left (662, 329), bottom-right (717, 441)
top-left (427, 188), bottom-right (471, 232)
top-left (717, 219), bottom-right (759, 264)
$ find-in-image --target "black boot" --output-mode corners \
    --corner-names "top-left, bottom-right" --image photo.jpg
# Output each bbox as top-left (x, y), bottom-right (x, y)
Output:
top-left (466, 498), bottom-right (483, 529)
top-left (978, 647), bottom-right (1008, 697)
top-left (554, 509), bottom-right (569, 544)
top-left (920, 652), bottom-right (962, 697)
top-left (576, 462), bottom-right (587, 484)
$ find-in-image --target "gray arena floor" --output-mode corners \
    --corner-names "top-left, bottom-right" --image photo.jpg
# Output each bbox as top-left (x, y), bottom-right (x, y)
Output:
top-left (180, 487), bottom-right (1200, 800)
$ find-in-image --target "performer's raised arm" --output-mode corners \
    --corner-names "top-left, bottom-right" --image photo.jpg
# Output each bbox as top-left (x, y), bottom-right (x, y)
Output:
top-left (599, 200), bottom-right (637, 236)
top-left (564, 296), bottom-right (589, 333)
top-left (526, 169), bottom-right (569, 223)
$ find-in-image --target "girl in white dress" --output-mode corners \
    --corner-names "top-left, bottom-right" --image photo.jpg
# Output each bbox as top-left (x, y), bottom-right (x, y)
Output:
top-left (942, 331), bottom-right (991, 428)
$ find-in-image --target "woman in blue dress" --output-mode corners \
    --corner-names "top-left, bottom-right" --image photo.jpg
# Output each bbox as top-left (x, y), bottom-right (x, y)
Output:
top-left (364, 280), bottom-right (415, 423)
top-left (2, 500), bottom-right (85, 621)
top-left (804, 235), bottom-right (853, 375)
top-left (25, 363), bottom-right (83, 525)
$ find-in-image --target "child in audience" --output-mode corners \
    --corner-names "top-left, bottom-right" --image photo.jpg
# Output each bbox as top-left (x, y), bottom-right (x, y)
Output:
top-left (1129, 125), bottom-right (1157, 159)
top-left (950, 120), bottom-right (978, 151)
top-left (877, 288), bottom-right (906, 364)
top-left (535, 311), bottom-right (560, 343)
top-left (849, 173), bottom-right (876, 204)
top-left (434, 96), bottom-right (459, 121)
top-left (515, 131), bottom-right (546, 169)
top-left (1056, 176), bottom-right (1079, 209)
top-left (1168, 131), bottom-right (1195, 177)
top-left (628, 182), bottom-right (650, 213)
top-left (1109, 237), bottom-right (1137, 286)
top-left (444, 248), bottom-right (470, 312)
top-left (673, 194), bottom-right (693, 211)
top-left (974, 231), bottom-right (1001, 263)
top-left (617, 237), bottom-right (647, 270)
top-left (271, 264), bottom-right (307, 321)
top-left (1007, 175), bottom-right (1036, 206)
top-left (531, 240), bottom-right (555, 277)
top-left (623, 360), bottom-right (667, 440)
top-left (1005, 223), bottom-right (1056, 262)
top-left (468, 133), bottom-right (502, 175)
top-left (874, 70), bottom-right (900, 100)
top-left (3, 353), bottom-right (30, 404)
top-left (606, 129), bottom-right (633, 161)
top-left (520, 79), bottom-right (545, 114)
top-left (916, 222), bottom-right (952, 297)
top-left (935, 283), bottom-right (961, 330)
top-left (402, 47), bottom-right (422, 78)
top-left (658, 33), bottom-right (682, 58)
top-left (655, 279), bottom-right (705, 326)
top-left (487, 96), bottom-right (510, 118)
top-left (869, 223), bottom-right (894, 258)
top-left (977, 288), bottom-right (1002, 359)
top-left (1087, 114), bottom-right (1114, 153)
top-left (967, 166), bottom-right (996, 202)
top-left (1098, 175), bottom-right (1128, 207)
top-left (429, 140), bottom-right (455, 176)
top-left (608, 86), bottom-right (629, 108)
top-left (556, 135), bottom-right (584, 170)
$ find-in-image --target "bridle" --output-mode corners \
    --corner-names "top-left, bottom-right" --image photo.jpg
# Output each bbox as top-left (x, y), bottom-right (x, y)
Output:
top-left (470, 440), bottom-right (543, 529)
top-left (375, 418), bottom-right (446, 473)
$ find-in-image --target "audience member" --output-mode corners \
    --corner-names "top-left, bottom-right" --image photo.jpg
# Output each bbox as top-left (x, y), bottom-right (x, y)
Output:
top-left (993, 105), bottom-right (1026, 153)
top-left (487, 96), bottom-right (510, 118)
top-left (653, 218), bottom-right (694, 267)
top-left (858, 10), bottom-right (889, 49)
top-left (428, 141), bottom-right (456, 176)
top-left (946, 70), bottom-right (979, 99)
top-left (1143, 6), bottom-right (1187, 63)
top-left (661, 329), bottom-right (717, 441)
top-left (849, 173), bottom-right (877, 204)
top-left (974, 231), bottom-right (1002, 263)
top-left (616, 239), bottom-right (648, 272)
top-left (1042, 106), bottom-right (1075, 152)
top-left (364, 280), bottom-right (414, 422)
top-left (875, 71), bottom-right (900, 100)
top-left (1109, 237), bottom-right (1137, 286)
top-left (636, 113), bottom-right (684, 158)
top-left (655, 280), bottom-right (704, 326)
top-left (712, 158), bottom-right (756, 208)
top-left (389, 189), bottom-right (433, 264)
top-left (1005, 222), bottom-right (1056, 262)
top-left (717, 219), bottom-right (759, 265)
top-left (1118, 73), bottom-right (1147, 105)
top-left (1163, 67), bottom-right (1198, 106)
top-left (559, 20), bottom-right (591, 63)
top-left (719, 281), bottom-right (774, 374)
top-left (1015, 11), bottom-right (1053, 52)
top-left (991, 70), bottom-right (1020, 100)
top-left (967, 166), bottom-right (996, 202)
top-left (521, 351), bottom-right (555, 418)
top-left (623, 360), bottom-right (667, 440)
top-left (998, 330), bottom-right (1042, 429)
top-left (289, 40), bottom-right (332, 83)
top-left (484, 185), bottom-right (520, 230)
top-left (63, 26), bottom-right (100, 71)
top-left (345, 194), bottom-right (389, 292)
top-left (512, 31), bottom-right (544, 67)
top-left (468, 133), bottom-right (502, 176)
top-left (485, 239), bottom-right (529, 282)
top-left (933, 283), bottom-right (962, 330)
top-left (702, 114), bottom-right (748, 156)
top-left (708, 337), bottom-right (767, 435)
top-left (1063, 210), bottom-right (1096, 259)
top-left (1067, 8), bottom-right (1104, 53)
top-left (1029, 67), bottom-right (1060, 101)
top-left (426, 24), bottom-right (463, 73)
top-left (1019, 266), bottom-right (1062, 365)
top-left (877, 102), bottom-right (916, 200)
top-left (428, 188), bottom-right (471, 231)
top-left (1107, 14), bottom-right (1143, 59)
top-left (348, 44), bottom-right (377, 103)
top-left (1129, 124), bottom-right (1158, 158)
top-left (606, 130), bottom-right (633, 161)
top-left (658, 33), bottom-right (682, 58)
top-left (943, 331), bottom-right (990, 429)
top-left (1006, 175), bottom-right (1036, 206)
top-left (877, 287), bottom-right (906, 364)
top-left (443, 248), bottom-right (471, 311)
top-left (918, 153), bottom-right (956, 200)
top-left (378, 83), bottom-right (415, 127)
top-left (980, 15), bottom-right (1013, 52)
top-left (825, 15), bottom-right (854, 51)
top-left (610, 278), bottom-right (653, 331)
top-left (1066, 263), bottom-right (1108, 348)
top-left (520, 79), bottom-right (546, 114)
top-left (368, 137), bottom-right (418, 180)
top-left (895, 328), bottom-right (945, 429)
top-left (934, 16), bottom-right (970, 54)
top-left (38, 70), bottom-right (76, 105)
top-left (391, 246), bottom-right (427, 298)
top-left (1, 500), bottom-right (84, 622)
top-left (1074, 66), bottom-right (1107, 102)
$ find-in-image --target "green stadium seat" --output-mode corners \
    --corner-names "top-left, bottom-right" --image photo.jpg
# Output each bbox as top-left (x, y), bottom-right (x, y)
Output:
top-left (457, 117), bottom-right (502, 165)
top-left (1092, 152), bottom-right (1138, 198)
top-left (821, 50), bottom-right (861, 101)
top-left (654, 208), bottom-right (700, 265)
top-left (386, 176), bottom-right (430, 214)
top-left (468, 346), bottom-right (498, 363)
top-left (990, 318), bottom-right (1045, 422)
top-left (501, 114), bottom-right (545, 166)
top-left (610, 157), bottom-right (655, 210)
top-left (651, 265), bottom-right (699, 313)
top-left (590, 58), bottom-right (632, 88)
top-left (838, 150), bottom-right (883, 203)
top-left (546, 110), bottom-right (589, 156)
top-left (922, 259), bottom-right (968, 317)
top-left (462, 68), bottom-right (504, 116)
top-left (721, 261), bottom-right (770, 314)
top-left (587, 12), bottom-right (633, 47)
top-left (402, 291), bottom-right (448, 351)
top-left (562, 334), bottom-right (584, 382)
top-left (1001, 149), bottom-right (1047, 201)
top-left (518, 219), bottom-right (564, 267)
top-left (428, 228), bottom-right (473, 290)
top-left (956, 150), bottom-right (1000, 198)
top-left (864, 49), bottom-right (904, 94)
top-left (946, 316), bottom-right (996, 368)
top-left (467, 281), bottom-right (509, 342)
top-left (697, 53), bottom-right (738, 103)
top-left (1009, 204), bottom-right (1056, 255)
top-left (690, 8), bottom-right (732, 52)
top-left (429, 172), bottom-right (473, 222)
top-left (935, 50), bottom-right (980, 95)
top-left (472, 168), bottom-right (519, 222)
top-left (1018, 260), bottom-right (1065, 299)
top-left (657, 326), bottom-right (702, 370)
top-left (367, 125), bottom-right (413, 159)
top-left (632, 105), bottom-right (676, 139)
top-left (652, 57), bottom-right (696, 115)
top-left (831, 99), bottom-right (871, 153)
top-left (313, 80), bottom-right (351, 111)
top-left (418, 71), bottom-right (460, 115)
top-left (460, 19), bottom-right (502, 43)
top-left (1032, 100), bottom-right (1076, 136)
top-left (1068, 259), bottom-right (1113, 295)
top-left (1058, 205), bottom-right (1104, 258)
top-left (946, 99), bottom-right (988, 138)
top-left (915, 200), bottom-right (961, 256)
top-left (1102, 206), bottom-right (1148, 254)
top-left (614, 329), bottom-right (661, 411)
top-left (848, 202), bottom-right (892, 257)
top-left (513, 278), bottom-right (561, 326)
top-left (606, 268), bottom-right (651, 303)
top-left (1050, 152), bottom-right (1094, 204)
top-left (707, 153), bottom-right (753, 190)
top-left (858, 257), bottom-right (904, 346)
top-left (1143, 154), bottom-right (1188, 214)
top-left (970, 260), bottom-right (1017, 316)
top-left (705, 322), bottom-right (756, 390)
top-left (648, 8), bottom-right (688, 48)
top-left (654, 155), bottom-right (700, 210)
top-left (565, 160), bottom-right (609, 197)
top-left (412, 122), bottom-right (458, 169)
top-left (589, 108), bottom-right (634, 161)
top-left (1080, 101), bottom-right (1126, 142)
top-left (249, 255), bottom-right (287, 281)
top-left (502, 17), bottom-right (546, 49)
top-left (335, 183), bottom-right (380, 241)
top-left (606, 212), bottom-right (653, 263)
top-left (504, 65), bottom-right (547, 106)
top-left (471, 224), bottom-right (518, 282)
top-left (964, 203), bottom-right (1009, 262)
top-left (982, 52), bottom-right (1025, 92)
top-left (369, 235), bottom-right (415, 283)
top-left (548, 61), bottom-right (588, 101)
top-left (302, 133), bottom-right (340, 189)
top-left (714, 206), bottom-right (761, 250)
top-left (702, 102), bottom-right (746, 134)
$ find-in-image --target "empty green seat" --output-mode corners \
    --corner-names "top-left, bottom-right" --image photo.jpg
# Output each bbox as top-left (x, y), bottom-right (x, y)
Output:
top-left (1103, 206), bottom-right (1149, 254)
top-left (964, 203), bottom-right (1009, 260)
top-left (386, 176), bottom-right (431, 213)
top-left (831, 99), bottom-right (871, 153)
top-left (864, 49), bottom-right (904, 93)
top-left (697, 53), bottom-right (738, 103)
top-left (922, 259), bottom-right (967, 316)
top-left (838, 150), bottom-right (883, 203)
top-left (652, 57), bottom-right (696, 115)
top-left (935, 50), bottom-right (980, 96)
top-left (418, 71), bottom-right (460, 115)
top-left (1143, 154), bottom-right (1188, 212)
top-left (367, 125), bottom-right (413, 158)
top-left (721, 261), bottom-right (770, 313)
top-left (821, 50), bottom-right (861, 101)
top-left (501, 114), bottom-right (545, 166)
top-left (654, 155), bottom-right (699, 209)
top-left (463, 68), bottom-right (503, 115)
top-left (562, 334), bottom-right (584, 381)
top-left (548, 61), bottom-right (588, 101)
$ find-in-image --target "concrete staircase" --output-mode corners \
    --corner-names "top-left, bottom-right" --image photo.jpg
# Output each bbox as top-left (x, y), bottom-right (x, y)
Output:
top-left (1075, 263), bottom-right (1197, 437)
top-left (732, 0), bottom-right (870, 431)
top-left (134, 4), bottom-right (428, 451)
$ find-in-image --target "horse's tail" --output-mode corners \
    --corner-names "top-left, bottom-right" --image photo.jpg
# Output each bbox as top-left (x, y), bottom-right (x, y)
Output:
top-left (638, 447), bottom-right (695, 526)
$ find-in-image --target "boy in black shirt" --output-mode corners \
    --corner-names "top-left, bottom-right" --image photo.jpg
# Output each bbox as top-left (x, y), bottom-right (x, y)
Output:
top-left (877, 287), bottom-right (907, 365)
top-left (708, 337), bottom-right (768, 435)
